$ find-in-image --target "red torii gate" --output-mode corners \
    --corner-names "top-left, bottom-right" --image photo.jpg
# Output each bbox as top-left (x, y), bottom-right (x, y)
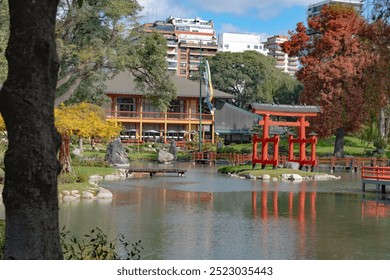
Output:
top-left (250, 103), bottom-right (321, 170)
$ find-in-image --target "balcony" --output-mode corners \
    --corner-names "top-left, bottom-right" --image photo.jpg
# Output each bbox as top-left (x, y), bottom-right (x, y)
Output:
top-left (106, 110), bottom-right (213, 123)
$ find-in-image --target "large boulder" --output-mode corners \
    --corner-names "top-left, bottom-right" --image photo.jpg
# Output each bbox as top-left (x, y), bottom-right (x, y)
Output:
top-left (158, 149), bottom-right (175, 163)
top-left (169, 141), bottom-right (178, 161)
top-left (285, 162), bottom-right (300, 170)
top-left (105, 138), bottom-right (129, 165)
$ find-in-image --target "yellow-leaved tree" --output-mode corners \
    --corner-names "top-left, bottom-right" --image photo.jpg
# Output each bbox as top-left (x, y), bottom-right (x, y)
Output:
top-left (0, 114), bottom-right (5, 134)
top-left (55, 102), bottom-right (122, 172)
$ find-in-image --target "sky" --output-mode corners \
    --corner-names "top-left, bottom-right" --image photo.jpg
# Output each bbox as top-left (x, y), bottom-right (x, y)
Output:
top-left (137, 0), bottom-right (317, 40)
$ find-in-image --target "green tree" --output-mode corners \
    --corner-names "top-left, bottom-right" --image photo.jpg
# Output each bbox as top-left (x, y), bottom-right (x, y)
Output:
top-left (55, 0), bottom-right (175, 109)
top-left (361, 1), bottom-right (390, 149)
top-left (0, 0), bottom-right (8, 83)
top-left (206, 51), bottom-right (302, 109)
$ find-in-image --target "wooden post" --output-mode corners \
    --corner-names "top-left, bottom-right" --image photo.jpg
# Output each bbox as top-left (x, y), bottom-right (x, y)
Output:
top-left (261, 114), bottom-right (270, 168)
top-left (299, 116), bottom-right (306, 166)
top-left (288, 134), bottom-right (294, 161)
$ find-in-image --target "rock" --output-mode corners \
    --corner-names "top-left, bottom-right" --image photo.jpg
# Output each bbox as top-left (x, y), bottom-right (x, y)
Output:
top-left (169, 141), bottom-right (178, 161)
top-left (89, 181), bottom-right (99, 188)
top-left (285, 162), bottom-right (300, 170)
top-left (82, 191), bottom-right (95, 199)
top-left (96, 188), bottom-right (113, 199)
top-left (262, 174), bottom-right (271, 180)
top-left (71, 190), bottom-right (79, 195)
top-left (157, 149), bottom-right (175, 163)
top-left (291, 174), bottom-right (303, 181)
top-left (72, 148), bottom-right (82, 157)
top-left (282, 174), bottom-right (304, 181)
top-left (61, 190), bottom-right (70, 196)
top-left (105, 138), bottom-right (129, 165)
top-left (246, 174), bottom-right (257, 180)
top-left (63, 195), bottom-right (77, 201)
top-left (314, 174), bottom-right (341, 180)
top-left (272, 177), bottom-right (278, 182)
top-left (89, 174), bottom-right (103, 181)
top-left (104, 174), bottom-right (119, 181)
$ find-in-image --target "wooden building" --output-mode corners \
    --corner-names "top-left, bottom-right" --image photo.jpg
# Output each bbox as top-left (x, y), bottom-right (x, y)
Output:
top-left (104, 71), bottom-right (233, 144)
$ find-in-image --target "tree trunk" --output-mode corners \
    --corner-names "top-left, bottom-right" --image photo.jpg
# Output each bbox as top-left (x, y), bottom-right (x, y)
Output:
top-left (379, 107), bottom-right (386, 139)
top-left (59, 134), bottom-right (71, 173)
top-left (78, 136), bottom-right (84, 154)
top-left (333, 127), bottom-right (345, 158)
top-left (0, 0), bottom-right (62, 259)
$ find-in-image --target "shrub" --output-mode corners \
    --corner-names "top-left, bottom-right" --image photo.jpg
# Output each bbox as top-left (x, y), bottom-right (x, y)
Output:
top-left (0, 220), bottom-right (4, 260)
top-left (72, 157), bottom-right (110, 168)
top-left (240, 147), bottom-right (252, 155)
top-left (221, 146), bottom-right (239, 154)
top-left (60, 227), bottom-right (143, 260)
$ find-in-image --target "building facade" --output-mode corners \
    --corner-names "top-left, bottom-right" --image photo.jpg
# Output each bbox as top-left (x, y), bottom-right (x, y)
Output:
top-left (142, 16), bottom-right (218, 79)
top-left (104, 72), bottom-right (233, 144)
top-left (218, 32), bottom-right (268, 55)
top-left (307, 0), bottom-right (364, 19)
top-left (265, 35), bottom-right (299, 76)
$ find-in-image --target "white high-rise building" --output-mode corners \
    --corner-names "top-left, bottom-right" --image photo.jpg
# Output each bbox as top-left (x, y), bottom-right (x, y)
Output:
top-left (265, 35), bottom-right (299, 76)
top-left (218, 32), bottom-right (268, 56)
top-left (307, 0), bottom-right (364, 18)
top-left (143, 16), bottom-right (218, 78)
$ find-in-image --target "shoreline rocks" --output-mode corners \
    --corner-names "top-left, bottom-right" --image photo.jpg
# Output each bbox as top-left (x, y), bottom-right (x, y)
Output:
top-left (230, 172), bottom-right (341, 181)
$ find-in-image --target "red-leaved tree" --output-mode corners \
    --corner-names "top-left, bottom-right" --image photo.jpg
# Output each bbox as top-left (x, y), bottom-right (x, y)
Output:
top-left (282, 4), bottom-right (376, 157)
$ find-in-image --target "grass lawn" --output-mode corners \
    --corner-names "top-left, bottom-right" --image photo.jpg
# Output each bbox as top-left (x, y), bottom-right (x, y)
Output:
top-left (58, 166), bottom-right (116, 192)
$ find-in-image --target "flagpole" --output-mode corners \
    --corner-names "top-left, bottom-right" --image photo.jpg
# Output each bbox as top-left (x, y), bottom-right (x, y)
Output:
top-left (199, 40), bottom-right (202, 152)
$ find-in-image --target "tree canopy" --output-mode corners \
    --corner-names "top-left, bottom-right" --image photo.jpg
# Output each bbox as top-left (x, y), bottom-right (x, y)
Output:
top-left (55, 0), bottom-right (176, 109)
top-left (282, 5), bottom-right (374, 142)
top-left (206, 51), bottom-right (302, 109)
top-left (0, 0), bottom-right (8, 82)
top-left (55, 102), bottom-right (121, 139)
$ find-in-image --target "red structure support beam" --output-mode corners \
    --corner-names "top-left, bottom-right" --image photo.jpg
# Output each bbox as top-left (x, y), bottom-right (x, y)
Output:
top-left (251, 103), bottom-right (321, 170)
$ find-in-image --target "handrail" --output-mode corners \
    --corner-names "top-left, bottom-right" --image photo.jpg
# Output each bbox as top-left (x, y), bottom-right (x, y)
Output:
top-left (106, 110), bottom-right (213, 121)
top-left (362, 166), bottom-right (390, 181)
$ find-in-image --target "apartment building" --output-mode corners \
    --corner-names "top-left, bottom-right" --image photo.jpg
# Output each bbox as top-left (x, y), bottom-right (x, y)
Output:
top-left (142, 16), bottom-right (218, 78)
top-left (265, 35), bottom-right (299, 76)
top-left (307, 0), bottom-right (364, 18)
top-left (218, 32), bottom-right (268, 55)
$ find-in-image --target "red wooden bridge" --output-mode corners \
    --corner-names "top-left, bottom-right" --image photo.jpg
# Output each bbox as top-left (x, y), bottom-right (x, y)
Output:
top-left (362, 166), bottom-right (390, 193)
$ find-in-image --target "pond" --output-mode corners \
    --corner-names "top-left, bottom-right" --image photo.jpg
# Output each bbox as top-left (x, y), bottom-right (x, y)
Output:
top-left (57, 162), bottom-right (390, 260)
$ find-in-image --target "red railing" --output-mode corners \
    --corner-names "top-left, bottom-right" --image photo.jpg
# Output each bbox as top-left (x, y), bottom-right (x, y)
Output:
top-left (106, 110), bottom-right (213, 122)
top-left (362, 166), bottom-right (390, 181)
top-left (192, 152), bottom-right (251, 165)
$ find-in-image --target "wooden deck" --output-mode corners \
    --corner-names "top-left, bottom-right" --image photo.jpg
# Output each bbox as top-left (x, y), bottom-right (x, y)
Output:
top-left (362, 166), bottom-right (390, 193)
top-left (126, 168), bottom-right (186, 177)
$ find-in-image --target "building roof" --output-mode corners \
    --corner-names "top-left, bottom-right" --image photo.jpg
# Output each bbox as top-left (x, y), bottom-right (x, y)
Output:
top-left (250, 103), bottom-right (321, 114)
top-left (105, 71), bottom-right (234, 99)
top-left (215, 100), bottom-right (260, 134)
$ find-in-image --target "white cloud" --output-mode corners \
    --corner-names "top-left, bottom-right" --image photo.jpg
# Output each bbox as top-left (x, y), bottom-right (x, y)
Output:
top-left (219, 23), bottom-right (243, 33)
top-left (137, 0), bottom-right (196, 22)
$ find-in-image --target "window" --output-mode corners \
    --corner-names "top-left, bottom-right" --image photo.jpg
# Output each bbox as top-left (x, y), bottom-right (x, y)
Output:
top-left (224, 44), bottom-right (229, 49)
top-left (117, 97), bottom-right (134, 117)
top-left (247, 45), bottom-right (250, 48)
top-left (254, 45), bottom-right (259, 49)
top-left (168, 100), bottom-right (184, 113)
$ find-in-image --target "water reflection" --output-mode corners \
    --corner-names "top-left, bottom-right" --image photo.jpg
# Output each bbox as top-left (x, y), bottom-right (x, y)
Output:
top-left (2, 163), bottom-right (390, 259)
